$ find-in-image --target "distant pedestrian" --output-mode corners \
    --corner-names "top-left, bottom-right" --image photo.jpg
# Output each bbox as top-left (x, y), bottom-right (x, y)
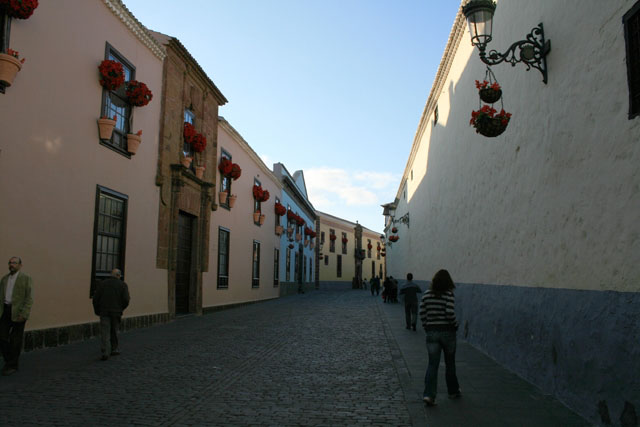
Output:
top-left (371, 275), bottom-right (381, 296)
top-left (419, 269), bottom-right (461, 406)
top-left (389, 276), bottom-right (399, 303)
top-left (399, 273), bottom-right (422, 331)
top-left (382, 276), bottom-right (391, 302)
top-left (93, 269), bottom-right (130, 361)
top-left (362, 278), bottom-right (368, 290)
top-left (0, 257), bottom-right (34, 376)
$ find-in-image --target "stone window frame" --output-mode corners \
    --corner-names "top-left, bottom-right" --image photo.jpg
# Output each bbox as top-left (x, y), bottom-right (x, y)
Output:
top-left (337, 254), bottom-right (342, 278)
top-left (90, 185), bottom-right (128, 297)
top-left (273, 248), bottom-right (280, 287)
top-left (100, 42), bottom-right (135, 158)
top-left (217, 227), bottom-right (230, 289)
top-left (252, 240), bottom-right (260, 288)
top-left (623, 1), bottom-right (640, 119)
top-left (219, 149), bottom-right (232, 210)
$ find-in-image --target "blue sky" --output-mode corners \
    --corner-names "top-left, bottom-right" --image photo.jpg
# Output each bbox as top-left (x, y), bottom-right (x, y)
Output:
top-left (124, 0), bottom-right (461, 233)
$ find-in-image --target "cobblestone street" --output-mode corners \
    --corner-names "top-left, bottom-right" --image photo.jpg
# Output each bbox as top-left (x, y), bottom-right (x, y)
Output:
top-left (0, 289), bottom-right (587, 426)
top-left (0, 290), bottom-right (411, 426)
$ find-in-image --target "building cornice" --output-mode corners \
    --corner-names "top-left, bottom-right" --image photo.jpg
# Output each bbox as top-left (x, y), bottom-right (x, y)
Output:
top-left (395, 4), bottom-right (466, 201)
top-left (218, 117), bottom-right (283, 189)
top-left (102, 0), bottom-right (166, 61)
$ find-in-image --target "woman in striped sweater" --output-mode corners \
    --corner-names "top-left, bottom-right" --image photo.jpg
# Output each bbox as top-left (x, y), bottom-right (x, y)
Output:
top-left (419, 269), bottom-right (461, 406)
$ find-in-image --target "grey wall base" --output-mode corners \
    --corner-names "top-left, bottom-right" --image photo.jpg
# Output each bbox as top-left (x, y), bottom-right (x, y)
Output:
top-left (454, 282), bottom-right (639, 427)
top-left (279, 282), bottom-right (315, 296)
top-left (23, 312), bottom-right (172, 352)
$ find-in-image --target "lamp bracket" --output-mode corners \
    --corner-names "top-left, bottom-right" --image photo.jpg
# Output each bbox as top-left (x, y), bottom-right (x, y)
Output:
top-left (391, 212), bottom-right (410, 228)
top-left (477, 23), bottom-right (550, 84)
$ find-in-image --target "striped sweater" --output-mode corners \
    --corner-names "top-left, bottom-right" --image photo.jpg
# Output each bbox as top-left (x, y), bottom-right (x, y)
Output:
top-left (419, 290), bottom-right (458, 331)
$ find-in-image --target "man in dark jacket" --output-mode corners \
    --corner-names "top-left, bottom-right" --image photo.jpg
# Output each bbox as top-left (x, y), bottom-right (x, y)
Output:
top-left (92, 269), bottom-right (130, 360)
top-left (399, 273), bottom-right (422, 331)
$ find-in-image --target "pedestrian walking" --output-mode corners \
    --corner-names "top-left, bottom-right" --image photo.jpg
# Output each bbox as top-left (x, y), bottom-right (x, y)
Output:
top-left (399, 273), bottom-right (422, 331)
top-left (362, 278), bottom-right (368, 291)
top-left (389, 276), bottom-right (399, 303)
top-left (92, 268), bottom-right (130, 361)
top-left (382, 276), bottom-right (391, 303)
top-left (0, 257), bottom-right (34, 376)
top-left (419, 269), bottom-right (461, 406)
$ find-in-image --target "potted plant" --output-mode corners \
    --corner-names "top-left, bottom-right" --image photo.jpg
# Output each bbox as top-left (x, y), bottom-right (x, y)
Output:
top-left (228, 194), bottom-right (237, 207)
top-left (192, 132), bottom-right (207, 179)
top-left (252, 184), bottom-right (270, 203)
top-left (304, 239), bottom-right (309, 247)
top-left (391, 227), bottom-right (398, 233)
top-left (476, 79), bottom-right (502, 104)
top-left (295, 233), bottom-right (302, 242)
top-left (0, 0), bottom-right (39, 19)
top-left (253, 210), bottom-right (261, 223)
top-left (0, 49), bottom-right (24, 87)
top-left (275, 225), bottom-right (284, 236)
top-left (329, 234), bottom-right (337, 241)
top-left (181, 155), bottom-right (193, 168)
top-left (126, 130), bottom-right (142, 154)
top-left (470, 105), bottom-right (512, 137)
top-left (125, 80), bottom-right (153, 107)
top-left (259, 214), bottom-right (266, 225)
top-left (219, 191), bottom-right (228, 205)
top-left (342, 237), bottom-right (348, 244)
top-left (98, 59), bottom-right (125, 91)
top-left (218, 158), bottom-right (233, 176)
top-left (274, 202), bottom-right (287, 217)
top-left (310, 241), bottom-right (315, 249)
top-left (97, 114), bottom-right (117, 140)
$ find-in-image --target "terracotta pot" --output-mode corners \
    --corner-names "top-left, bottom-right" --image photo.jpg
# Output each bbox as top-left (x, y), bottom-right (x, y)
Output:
top-left (126, 134), bottom-right (142, 155)
top-left (304, 240), bottom-right (309, 247)
top-left (275, 225), bottom-right (284, 236)
top-left (97, 118), bottom-right (116, 140)
top-left (0, 53), bottom-right (22, 87)
top-left (219, 191), bottom-right (228, 205)
top-left (181, 157), bottom-right (193, 168)
top-left (253, 211), bottom-right (261, 223)
top-left (195, 166), bottom-right (205, 179)
top-left (310, 242), bottom-right (315, 249)
top-left (228, 194), bottom-right (237, 208)
top-left (259, 214), bottom-right (266, 225)
top-left (296, 234), bottom-right (302, 242)
top-left (287, 227), bottom-right (293, 236)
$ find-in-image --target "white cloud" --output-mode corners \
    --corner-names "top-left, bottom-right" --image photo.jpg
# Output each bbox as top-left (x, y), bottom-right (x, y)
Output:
top-left (305, 167), bottom-right (399, 207)
top-left (353, 171), bottom-right (397, 190)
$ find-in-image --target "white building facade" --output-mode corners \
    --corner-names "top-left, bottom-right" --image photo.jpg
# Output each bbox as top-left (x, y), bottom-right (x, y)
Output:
top-left (384, 1), bottom-right (640, 424)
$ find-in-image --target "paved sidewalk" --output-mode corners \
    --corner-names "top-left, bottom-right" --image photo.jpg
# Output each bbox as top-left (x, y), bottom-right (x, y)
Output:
top-left (0, 289), bottom-right (589, 426)
top-left (375, 293), bottom-right (591, 426)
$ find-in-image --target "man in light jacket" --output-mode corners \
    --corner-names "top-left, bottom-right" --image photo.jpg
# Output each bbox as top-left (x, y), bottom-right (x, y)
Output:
top-left (0, 257), bottom-right (34, 375)
top-left (92, 269), bottom-right (130, 361)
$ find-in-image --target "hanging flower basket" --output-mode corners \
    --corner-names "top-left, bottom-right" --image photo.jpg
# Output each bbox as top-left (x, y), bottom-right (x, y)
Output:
top-left (126, 130), bottom-right (142, 155)
top-left (288, 243), bottom-right (294, 249)
top-left (98, 59), bottom-right (125, 91)
top-left (126, 80), bottom-right (153, 107)
top-left (470, 105), bottom-right (511, 138)
top-left (388, 235), bottom-right (399, 242)
top-left (391, 227), bottom-right (398, 233)
top-left (476, 79), bottom-right (502, 104)
top-left (97, 115), bottom-right (117, 140)
top-left (0, 49), bottom-right (24, 86)
top-left (0, 0), bottom-right (39, 19)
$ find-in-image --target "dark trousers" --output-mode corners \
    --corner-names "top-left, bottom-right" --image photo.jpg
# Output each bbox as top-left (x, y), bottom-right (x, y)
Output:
top-left (0, 304), bottom-right (26, 370)
top-left (404, 302), bottom-right (418, 328)
top-left (100, 315), bottom-right (121, 356)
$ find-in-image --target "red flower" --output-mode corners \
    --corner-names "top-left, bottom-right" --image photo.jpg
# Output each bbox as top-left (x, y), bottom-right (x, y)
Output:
top-left (329, 234), bottom-right (337, 241)
top-left (295, 215), bottom-right (304, 226)
top-left (230, 163), bottom-right (242, 180)
top-left (367, 243), bottom-right (372, 250)
top-left (0, 0), bottom-right (38, 19)
top-left (274, 202), bottom-right (287, 216)
top-left (98, 60), bottom-right (124, 91)
top-left (342, 237), bottom-right (348, 244)
top-left (218, 158), bottom-right (233, 176)
top-left (391, 227), bottom-right (398, 233)
top-left (287, 210), bottom-right (297, 221)
top-left (253, 185), bottom-right (270, 202)
top-left (192, 133), bottom-right (207, 153)
top-left (126, 80), bottom-right (153, 107)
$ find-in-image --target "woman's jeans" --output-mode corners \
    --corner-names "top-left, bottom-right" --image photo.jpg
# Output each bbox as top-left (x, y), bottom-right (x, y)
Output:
top-left (424, 330), bottom-right (460, 399)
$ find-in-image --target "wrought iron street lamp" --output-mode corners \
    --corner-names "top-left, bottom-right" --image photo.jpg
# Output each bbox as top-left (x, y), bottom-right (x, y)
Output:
top-left (462, 0), bottom-right (551, 83)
